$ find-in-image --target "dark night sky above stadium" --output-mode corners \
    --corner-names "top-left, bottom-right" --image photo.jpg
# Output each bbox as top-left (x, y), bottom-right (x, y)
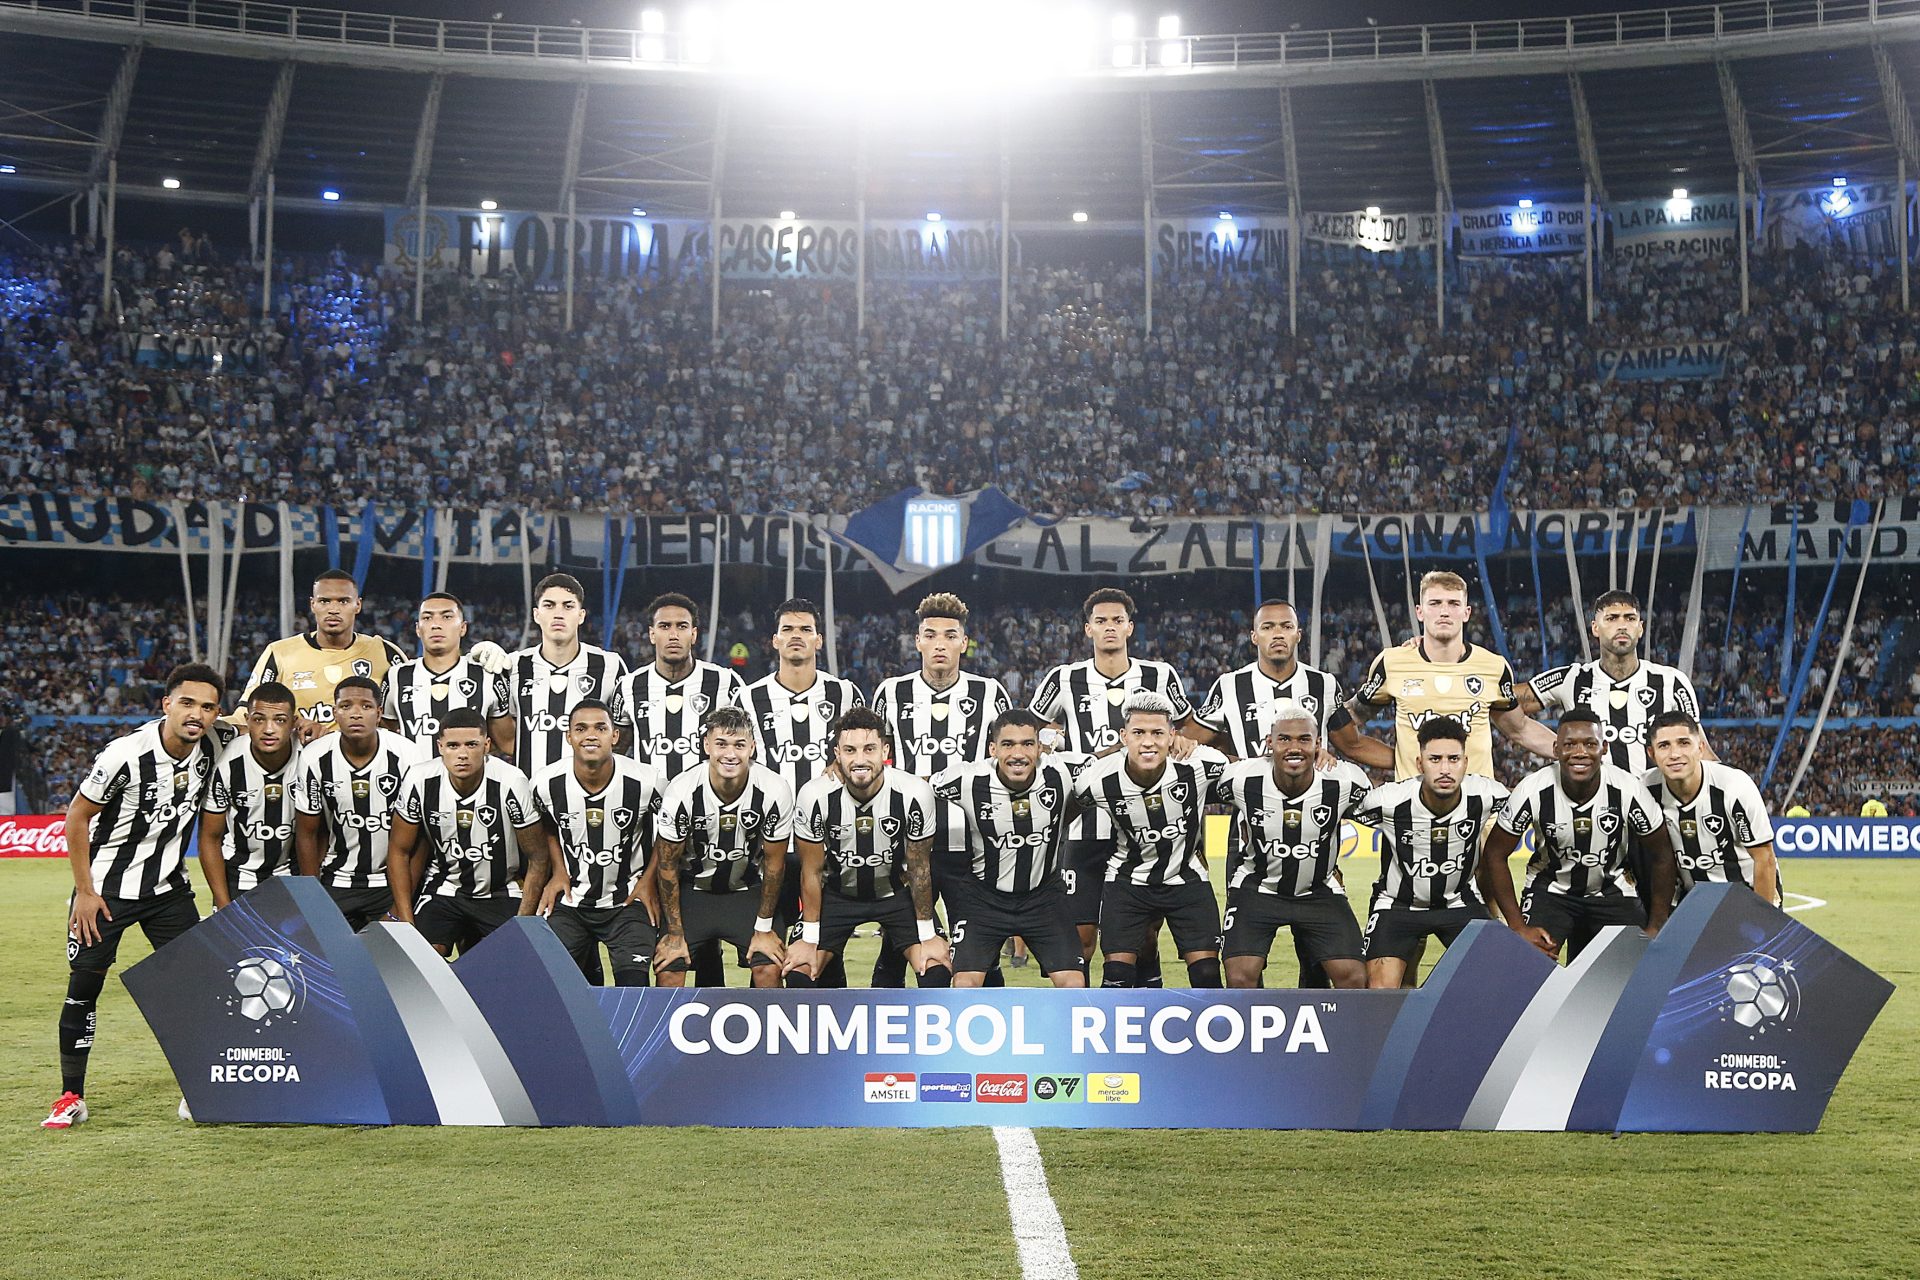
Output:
top-left (358, 1), bottom-right (1692, 31)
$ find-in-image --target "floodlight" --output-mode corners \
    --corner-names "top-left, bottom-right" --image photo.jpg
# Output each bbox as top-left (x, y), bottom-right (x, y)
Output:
top-left (321, 189), bottom-right (341, 202)
top-left (162, 177), bottom-right (181, 189)
top-left (926, 212), bottom-right (942, 222)
top-left (632, 207), bottom-right (648, 216)
top-left (480, 199), bottom-right (499, 211)
top-left (1672, 187), bottom-right (1687, 200)
top-left (1071, 210), bottom-right (1089, 223)
top-left (779, 209), bottom-right (796, 221)
top-left (1832, 176), bottom-right (1847, 188)
top-left (1364, 205), bottom-right (1381, 218)
top-left (639, 8), bottom-right (665, 60)
top-left (0, 165), bottom-right (15, 174)
top-left (1518, 198), bottom-right (1533, 209)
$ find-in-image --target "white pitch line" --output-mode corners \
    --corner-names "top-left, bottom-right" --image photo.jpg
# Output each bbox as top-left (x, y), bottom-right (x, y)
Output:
top-left (993, 1125), bottom-right (1079, 1280)
top-left (1783, 892), bottom-right (1828, 913)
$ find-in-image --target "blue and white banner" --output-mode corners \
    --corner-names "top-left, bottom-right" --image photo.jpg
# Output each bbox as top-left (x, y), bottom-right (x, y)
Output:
top-left (126, 881), bottom-right (1891, 1131)
top-left (1764, 180), bottom-right (1910, 259)
top-left (1773, 818), bottom-right (1920, 857)
top-left (830, 486), bottom-right (1038, 593)
top-left (1153, 219), bottom-right (1286, 275)
top-left (384, 206), bottom-right (708, 282)
top-left (1302, 208), bottom-right (1441, 252)
top-left (1596, 341), bottom-right (1730, 381)
top-left (1457, 203), bottom-right (1589, 256)
top-left (1609, 194), bottom-right (1740, 259)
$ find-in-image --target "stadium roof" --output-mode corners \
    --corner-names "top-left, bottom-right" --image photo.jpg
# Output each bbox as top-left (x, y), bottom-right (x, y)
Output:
top-left (0, 0), bottom-right (1917, 222)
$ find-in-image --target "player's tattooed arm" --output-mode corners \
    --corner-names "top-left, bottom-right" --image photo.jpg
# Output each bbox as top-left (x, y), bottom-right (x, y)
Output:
top-left (385, 815), bottom-right (422, 925)
top-left (1637, 824), bottom-right (1679, 936)
top-left (514, 823), bottom-right (551, 916)
top-left (1476, 824), bottom-right (1556, 956)
top-left (651, 836), bottom-right (690, 975)
top-left (756, 836), bottom-right (787, 923)
top-left (905, 835), bottom-right (937, 922)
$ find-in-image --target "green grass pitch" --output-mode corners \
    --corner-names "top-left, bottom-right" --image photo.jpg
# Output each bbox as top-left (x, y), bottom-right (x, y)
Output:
top-left (4, 856), bottom-right (1914, 1280)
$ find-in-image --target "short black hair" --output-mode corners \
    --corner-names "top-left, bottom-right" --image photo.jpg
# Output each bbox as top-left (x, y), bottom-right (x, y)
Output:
top-left (570, 697), bottom-right (614, 723)
top-left (1081, 588), bottom-right (1135, 622)
top-left (1557, 707), bottom-right (1603, 730)
top-left (333, 674), bottom-right (382, 703)
top-left (313, 568), bottom-right (358, 592)
top-left (830, 706), bottom-right (892, 751)
top-left (247, 681), bottom-right (297, 711)
top-left (1650, 709), bottom-right (1701, 736)
top-left (988, 708), bottom-right (1046, 741)
top-left (1255, 597), bottom-right (1299, 616)
top-left (1416, 716), bottom-right (1468, 748)
top-left (534, 572), bottom-right (586, 607)
top-left (420, 591), bottom-right (464, 614)
top-left (772, 597), bottom-right (821, 631)
top-left (1592, 590), bottom-right (1641, 614)
top-left (648, 592), bottom-right (701, 628)
top-left (438, 708), bottom-right (489, 738)
top-left (165, 663), bottom-right (225, 699)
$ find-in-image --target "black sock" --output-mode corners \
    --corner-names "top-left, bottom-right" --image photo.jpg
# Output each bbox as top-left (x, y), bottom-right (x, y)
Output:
top-left (917, 964), bottom-right (952, 988)
top-left (1186, 958), bottom-right (1223, 988)
top-left (871, 948), bottom-right (908, 988)
top-left (1137, 949), bottom-right (1164, 988)
top-left (982, 965), bottom-right (1005, 988)
top-left (1100, 959), bottom-right (1137, 989)
top-left (59, 969), bottom-right (107, 1097)
top-left (784, 970), bottom-right (817, 989)
top-left (692, 938), bottom-right (725, 987)
top-left (819, 953), bottom-right (848, 989)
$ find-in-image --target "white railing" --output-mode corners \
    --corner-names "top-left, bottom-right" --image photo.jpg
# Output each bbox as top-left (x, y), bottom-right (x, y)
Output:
top-left (0, 0), bottom-right (1916, 72)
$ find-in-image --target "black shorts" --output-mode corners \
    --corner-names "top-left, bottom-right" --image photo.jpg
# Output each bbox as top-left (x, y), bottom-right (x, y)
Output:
top-left (1222, 889), bottom-right (1364, 965)
top-left (945, 877), bottom-right (1086, 978)
top-left (548, 902), bottom-right (657, 984)
top-left (66, 888), bottom-right (199, 971)
top-left (679, 888), bottom-right (777, 967)
top-left (414, 894), bottom-right (517, 952)
top-left (1060, 840), bottom-right (1110, 926)
top-left (1523, 890), bottom-right (1646, 958)
top-left (817, 890), bottom-right (937, 958)
top-left (1098, 880), bottom-right (1221, 958)
top-left (1362, 904), bottom-right (1486, 963)
top-left (326, 883), bottom-right (396, 931)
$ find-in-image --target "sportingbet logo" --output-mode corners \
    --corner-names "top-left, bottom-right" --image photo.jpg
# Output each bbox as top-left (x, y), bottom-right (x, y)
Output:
top-left (1087, 1072), bottom-right (1141, 1104)
top-left (863, 1072), bottom-right (917, 1102)
top-left (973, 1073), bottom-right (1028, 1103)
top-left (919, 1072), bottom-right (974, 1102)
top-left (0, 815), bottom-right (67, 857)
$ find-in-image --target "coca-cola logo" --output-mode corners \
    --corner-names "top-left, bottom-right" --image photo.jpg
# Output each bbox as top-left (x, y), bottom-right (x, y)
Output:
top-left (972, 1073), bottom-right (1028, 1103)
top-left (0, 815), bottom-right (68, 857)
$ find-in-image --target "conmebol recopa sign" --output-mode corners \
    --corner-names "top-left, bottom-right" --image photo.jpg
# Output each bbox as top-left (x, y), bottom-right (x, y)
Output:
top-left (1772, 818), bottom-right (1920, 857)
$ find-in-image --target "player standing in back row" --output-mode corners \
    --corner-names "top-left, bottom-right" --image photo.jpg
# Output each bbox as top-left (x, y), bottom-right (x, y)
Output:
top-left (1030, 588), bottom-right (1191, 978)
top-left (503, 574), bottom-right (630, 775)
top-left (869, 593), bottom-right (1010, 987)
top-left (236, 569), bottom-right (406, 740)
top-left (45, 664), bottom-right (227, 1129)
top-left (382, 592), bottom-right (514, 753)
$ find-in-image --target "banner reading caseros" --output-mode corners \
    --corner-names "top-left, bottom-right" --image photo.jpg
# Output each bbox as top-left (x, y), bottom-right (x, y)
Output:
top-left (127, 881), bottom-right (1892, 1131)
top-left (1595, 341), bottom-right (1730, 381)
top-left (1609, 195), bottom-right (1740, 259)
top-left (1302, 209), bottom-right (1439, 252)
top-left (1458, 204), bottom-right (1589, 256)
top-left (122, 329), bottom-right (278, 376)
top-left (1153, 219), bottom-right (1287, 275)
top-left (1764, 180), bottom-right (1910, 258)
top-left (384, 207), bottom-right (708, 282)
top-left (714, 218), bottom-right (1015, 282)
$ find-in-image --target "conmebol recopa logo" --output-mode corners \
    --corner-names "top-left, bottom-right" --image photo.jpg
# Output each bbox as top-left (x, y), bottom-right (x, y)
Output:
top-left (863, 1072), bottom-right (917, 1102)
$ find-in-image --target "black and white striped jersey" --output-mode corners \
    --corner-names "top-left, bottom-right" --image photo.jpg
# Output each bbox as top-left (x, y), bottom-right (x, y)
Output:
top-left (1355, 774), bottom-right (1510, 911)
top-left (657, 763), bottom-right (794, 894)
top-left (1214, 759), bottom-right (1372, 898)
top-left (382, 655), bottom-right (511, 745)
top-left (1195, 660), bottom-right (1353, 759)
top-left (397, 757), bottom-right (537, 900)
top-left (869, 671), bottom-right (1011, 778)
top-left (1030, 658), bottom-right (1192, 753)
top-left (76, 719), bottom-right (222, 899)
top-left (502, 644), bottom-right (630, 776)
top-left (1642, 761), bottom-right (1776, 899)
top-left (793, 768), bottom-right (939, 902)
top-left (1498, 764), bottom-right (1664, 901)
top-left (744, 671), bottom-right (864, 794)
top-left (530, 757), bottom-right (665, 910)
top-left (933, 758), bottom-right (1083, 894)
top-left (613, 659), bottom-right (749, 782)
top-left (293, 729), bottom-right (425, 890)
top-left (1069, 746), bottom-right (1229, 887)
top-left (1529, 658), bottom-right (1701, 774)
top-left (203, 736), bottom-right (303, 892)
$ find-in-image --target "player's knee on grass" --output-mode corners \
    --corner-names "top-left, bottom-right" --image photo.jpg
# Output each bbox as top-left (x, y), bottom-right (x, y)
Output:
top-left (748, 958), bottom-right (782, 989)
top-left (1185, 956), bottom-right (1223, 988)
top-left (1100, 957), bottom-right (1137, 988)
top-left (1324, 958), bottom-right (1367, 989)
top-left (1077, 923), bottom-right (1098, 962)
top-left (952, 970), bottom-right (987, 988)
top-left (1047, 968), bottom-right (1088, 988)
top-left (1225, 955), bottom-right (1265, 988)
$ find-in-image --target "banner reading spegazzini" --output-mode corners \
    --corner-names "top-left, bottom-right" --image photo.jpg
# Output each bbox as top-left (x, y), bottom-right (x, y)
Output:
top-left (126, 880), bottom-right (1890, 1131)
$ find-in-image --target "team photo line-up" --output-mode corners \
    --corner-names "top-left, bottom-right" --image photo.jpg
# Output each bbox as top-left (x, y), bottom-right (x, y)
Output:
top-left (43, 565), bottom-right (1777, 1130)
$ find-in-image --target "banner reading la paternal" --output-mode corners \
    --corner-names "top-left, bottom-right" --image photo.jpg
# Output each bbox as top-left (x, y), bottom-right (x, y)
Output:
top-left (1608, 194), bottom-right (1740, 259)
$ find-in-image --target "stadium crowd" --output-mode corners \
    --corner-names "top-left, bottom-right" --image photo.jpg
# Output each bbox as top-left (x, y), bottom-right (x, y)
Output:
top-left (3, 235), bottom-right (1917, 517)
